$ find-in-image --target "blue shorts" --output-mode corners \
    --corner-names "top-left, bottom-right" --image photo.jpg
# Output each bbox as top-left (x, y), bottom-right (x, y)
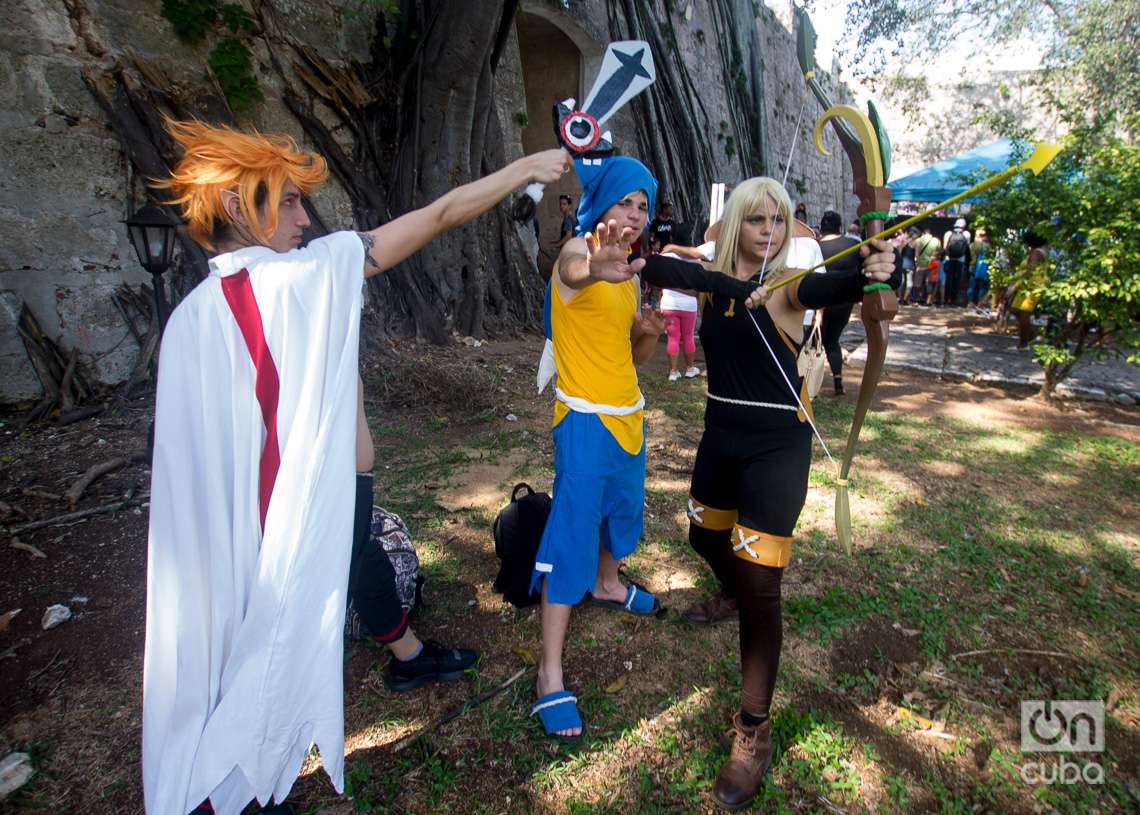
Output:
top-left (530, 411), bottom-right (646, 605)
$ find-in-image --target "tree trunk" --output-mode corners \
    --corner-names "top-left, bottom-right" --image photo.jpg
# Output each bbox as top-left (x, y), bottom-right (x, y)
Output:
top-left (79, 0), bottom-right (543, 346)
top-left (1041, 363), bottom-right (1058, 400)
top-left (380, 0), bottom-right (542, 341)
top-left (263, 0), bottom-right (542, 344)
top-left (607, 0), bottom-right (764, 235)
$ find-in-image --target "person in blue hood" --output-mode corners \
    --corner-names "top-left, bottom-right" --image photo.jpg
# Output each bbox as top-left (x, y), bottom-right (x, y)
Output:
top-left (529, 154), bottom-right (668, 740)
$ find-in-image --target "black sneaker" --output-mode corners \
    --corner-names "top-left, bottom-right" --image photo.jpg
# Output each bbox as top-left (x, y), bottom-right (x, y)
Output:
top-left (384, 639), bottom-right (478, 691)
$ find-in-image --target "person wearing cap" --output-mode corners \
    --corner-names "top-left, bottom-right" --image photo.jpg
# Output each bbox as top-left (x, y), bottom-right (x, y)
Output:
top-left (619, 177), bottom-right (896, 810)
top-left (942, 218), bottom-right (973, 306)
top-left (529, 155), bottom-right (668, 740)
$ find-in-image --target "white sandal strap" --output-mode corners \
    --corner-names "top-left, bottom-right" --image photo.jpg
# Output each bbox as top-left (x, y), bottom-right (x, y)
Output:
top-left (532, 694), bottom-right (577, 714)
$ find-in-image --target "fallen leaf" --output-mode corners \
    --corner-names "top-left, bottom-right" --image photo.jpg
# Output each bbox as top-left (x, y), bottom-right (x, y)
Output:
top-left (892, 622), bottom-right (920, 637)
top-left (604, 675), bottom-right (627, 694)
top-left (11, 540), bottom-right (46, 559)
top-left (0, 609), bottom-right (21, 634)
top-left (0, 752), bottom-right (35, 798)
top-left (41, 605), bottom-right (71, 630)
top-left (896, 706), bottom-right (941, 731)
top-left (511, 646), bottom-right (536, 666)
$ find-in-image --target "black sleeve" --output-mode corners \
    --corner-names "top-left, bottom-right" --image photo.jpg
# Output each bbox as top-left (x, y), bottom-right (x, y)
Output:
top-left (641, 254), bottom-right (756, 300)
top-left (797, 267), bottom-right (905, 309)
top-left (795, 270), bottom-right (868, 309)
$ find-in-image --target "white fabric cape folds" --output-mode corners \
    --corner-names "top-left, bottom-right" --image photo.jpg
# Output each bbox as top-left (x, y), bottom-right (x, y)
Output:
top-left (143, 233), bottom-right (364, 815)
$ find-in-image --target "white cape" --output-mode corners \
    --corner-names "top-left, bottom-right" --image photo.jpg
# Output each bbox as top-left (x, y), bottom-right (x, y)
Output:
top-left (143, 232), bottom-right (364, 815)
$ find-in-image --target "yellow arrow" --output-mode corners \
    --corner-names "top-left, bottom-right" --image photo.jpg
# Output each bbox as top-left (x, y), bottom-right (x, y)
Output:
top-left (767, 142), bottom-right (1063, 292)
top-left (814, 104), bottom-right (885, 187)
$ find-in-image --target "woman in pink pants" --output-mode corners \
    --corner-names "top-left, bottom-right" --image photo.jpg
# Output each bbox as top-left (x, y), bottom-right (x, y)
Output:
top-left (660, 286), bottom-right (700, 381)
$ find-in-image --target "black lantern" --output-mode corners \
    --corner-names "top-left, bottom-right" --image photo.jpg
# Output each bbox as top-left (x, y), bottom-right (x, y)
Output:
top-left (125, 205), bottom-right (178, 331)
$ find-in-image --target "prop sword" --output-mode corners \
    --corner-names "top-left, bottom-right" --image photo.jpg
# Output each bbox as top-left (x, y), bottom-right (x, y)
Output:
top-left (512, 41), bottom-right (655, 222)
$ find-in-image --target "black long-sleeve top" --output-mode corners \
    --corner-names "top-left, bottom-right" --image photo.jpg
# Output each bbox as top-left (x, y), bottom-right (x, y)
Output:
top-left (641, 254), bottom-right (873, 430)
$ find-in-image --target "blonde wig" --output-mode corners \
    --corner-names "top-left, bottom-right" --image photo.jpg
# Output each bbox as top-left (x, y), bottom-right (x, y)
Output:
top-left (154, 118), bottom-right (328, 250)
top-left (710, 177), bottom-right (793, 280)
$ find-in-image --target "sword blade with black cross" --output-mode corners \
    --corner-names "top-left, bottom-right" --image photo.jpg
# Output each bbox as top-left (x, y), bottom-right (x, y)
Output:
top-left (512, 41), bottom-right (656, 222)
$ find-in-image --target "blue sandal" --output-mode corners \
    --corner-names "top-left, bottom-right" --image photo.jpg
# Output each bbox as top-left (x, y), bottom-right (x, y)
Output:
top-left (586, 581), bottom-right (663, 617)
top-left (532, 690), bottom-right (583, 741)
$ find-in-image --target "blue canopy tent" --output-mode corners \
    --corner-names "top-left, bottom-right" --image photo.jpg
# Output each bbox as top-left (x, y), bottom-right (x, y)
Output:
top-left (889, 139), bottom-right (1018, 202)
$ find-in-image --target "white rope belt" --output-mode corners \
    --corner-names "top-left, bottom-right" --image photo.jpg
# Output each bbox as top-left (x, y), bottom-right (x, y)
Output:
top-left (555, 386), bottom-right (645, 416)
top-left (705, 390), bottom-right (797, 411)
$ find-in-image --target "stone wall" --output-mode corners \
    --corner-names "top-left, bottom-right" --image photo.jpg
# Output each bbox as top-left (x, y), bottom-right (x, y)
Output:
top-left (514, 0), bottom-right (859, 232)
top-left (755, 2), bottom-right (858, 227)
top-left (0, 0), bottom-right (863, 404)
top-left (0, 0), bottom-right (367, 404)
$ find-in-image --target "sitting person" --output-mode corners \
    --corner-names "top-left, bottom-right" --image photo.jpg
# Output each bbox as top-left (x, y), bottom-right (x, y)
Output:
top-left (349, 378), bottom-right (477, 691)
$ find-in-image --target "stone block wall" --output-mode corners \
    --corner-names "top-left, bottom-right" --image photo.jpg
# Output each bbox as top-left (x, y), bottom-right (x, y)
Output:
top-left (0, 0), bottom-right (362, 404)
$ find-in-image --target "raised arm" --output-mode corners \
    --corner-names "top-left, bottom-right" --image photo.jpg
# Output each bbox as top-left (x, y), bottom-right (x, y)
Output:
top-left (640, 254), bottom-right (756, 300)
top-left (357, 149), bottom-right (570, 277)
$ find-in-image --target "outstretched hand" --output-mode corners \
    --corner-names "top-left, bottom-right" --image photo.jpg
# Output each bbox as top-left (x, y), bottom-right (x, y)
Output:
top-left (585, 218), bottom-right (646, 283)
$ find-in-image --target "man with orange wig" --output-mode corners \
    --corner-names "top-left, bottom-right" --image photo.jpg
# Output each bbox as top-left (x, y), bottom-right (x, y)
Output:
top-left (142, 119), bottom-right (568, 815)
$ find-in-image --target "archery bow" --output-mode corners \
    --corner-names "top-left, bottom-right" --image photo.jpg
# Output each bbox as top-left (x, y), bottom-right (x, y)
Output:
top-left (796, 7), bottom-right (896, 555)
top-left (761, 142), bottom-right (1063, 293)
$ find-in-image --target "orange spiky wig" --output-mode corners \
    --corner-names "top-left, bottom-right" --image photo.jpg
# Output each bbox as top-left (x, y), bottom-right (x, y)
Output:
top-left (155, 118), bottom-right (329, 251)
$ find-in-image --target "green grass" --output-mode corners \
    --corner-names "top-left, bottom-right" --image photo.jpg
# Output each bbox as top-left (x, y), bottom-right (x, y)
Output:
top-left (337, 377), bottom-right (1140, 813)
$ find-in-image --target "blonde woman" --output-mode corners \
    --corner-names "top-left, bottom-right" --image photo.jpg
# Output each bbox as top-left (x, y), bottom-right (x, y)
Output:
top-left (590, 177), bottom-right (895, 810)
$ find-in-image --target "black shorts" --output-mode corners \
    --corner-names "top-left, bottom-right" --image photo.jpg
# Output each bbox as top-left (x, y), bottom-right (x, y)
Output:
top-left (690, 422), bottom-right (812, 537)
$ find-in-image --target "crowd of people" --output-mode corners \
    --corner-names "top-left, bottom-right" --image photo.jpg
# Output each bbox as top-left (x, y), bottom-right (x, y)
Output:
top-left (144, 118), bottom-right (900, 814)
top-left (893, 218), bottom-right (992, 310)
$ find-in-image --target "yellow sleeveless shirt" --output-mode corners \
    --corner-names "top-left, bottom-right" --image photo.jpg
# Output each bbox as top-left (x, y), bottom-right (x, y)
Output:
top-left (549, 266), bottom-right (644, 454)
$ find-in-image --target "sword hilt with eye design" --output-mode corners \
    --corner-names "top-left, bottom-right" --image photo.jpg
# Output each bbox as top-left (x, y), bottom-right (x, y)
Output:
top-left (511, 42), bottom-right (655, 223)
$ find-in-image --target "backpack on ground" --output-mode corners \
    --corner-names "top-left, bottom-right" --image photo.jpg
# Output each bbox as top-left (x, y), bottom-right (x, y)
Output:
top-left (492, 483), bottom-right (552, 608)
top-left (344, 506), bottom-right (424, 641)
top-left (947, 232), bottom-right (970, 259)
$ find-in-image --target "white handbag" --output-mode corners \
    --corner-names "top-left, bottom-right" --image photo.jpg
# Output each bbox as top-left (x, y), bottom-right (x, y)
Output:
top-left (797, 316), bottom-right (827, 399)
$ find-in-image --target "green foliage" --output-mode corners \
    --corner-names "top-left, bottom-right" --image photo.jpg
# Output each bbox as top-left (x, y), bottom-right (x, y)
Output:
top-left (513, 110), bottom-right (529, 128)
top-left (972, 131), bottom-right (1140, 395)
top-left (839, 1), bottom-right (1139, 135)
top-left (160, 0), bottom-right (261, 114)
top-left (208, 37), bottom-right (262, 113)
top-left (220, 2), bottom-right (255, 34)
top-left (161, 0), bottom-right (220, 42)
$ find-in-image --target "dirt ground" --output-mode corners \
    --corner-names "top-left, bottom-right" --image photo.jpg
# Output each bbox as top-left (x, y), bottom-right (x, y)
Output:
top-left (1, 317), bottom-right (1137, 813)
